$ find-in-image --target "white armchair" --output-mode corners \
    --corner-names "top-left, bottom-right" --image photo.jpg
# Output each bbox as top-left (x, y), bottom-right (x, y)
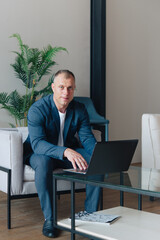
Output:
top-left (141, 114), bottom-right (160, 195)
top-left (142, 114), bottom-right (160, 169)
top-left (0, 127), bottom-right (101, 229)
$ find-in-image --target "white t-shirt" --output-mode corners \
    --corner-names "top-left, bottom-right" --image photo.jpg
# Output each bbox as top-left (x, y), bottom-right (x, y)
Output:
top-left (58, 111), bottom-right (66, 146)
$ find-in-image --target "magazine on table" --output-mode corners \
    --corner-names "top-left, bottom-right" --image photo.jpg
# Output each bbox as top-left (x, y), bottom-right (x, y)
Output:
top-left (71, 211), bottom-right (121, 225)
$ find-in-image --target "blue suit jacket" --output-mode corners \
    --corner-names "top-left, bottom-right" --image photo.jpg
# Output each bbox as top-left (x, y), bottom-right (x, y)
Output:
top-left (23, 94), bottom-right (96, 163)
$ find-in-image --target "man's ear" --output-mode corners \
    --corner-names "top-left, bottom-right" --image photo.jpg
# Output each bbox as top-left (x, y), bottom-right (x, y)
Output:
top-left (51, 83), bottom-right (54, 92)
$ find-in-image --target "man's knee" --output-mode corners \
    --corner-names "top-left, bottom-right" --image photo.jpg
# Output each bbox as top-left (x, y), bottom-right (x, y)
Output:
top-left (29, 154), bottom-right (53, 173)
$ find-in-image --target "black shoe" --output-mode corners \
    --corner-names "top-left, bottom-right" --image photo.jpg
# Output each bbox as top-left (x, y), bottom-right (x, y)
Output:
top-left (42, 220), bottom-right (56, 238)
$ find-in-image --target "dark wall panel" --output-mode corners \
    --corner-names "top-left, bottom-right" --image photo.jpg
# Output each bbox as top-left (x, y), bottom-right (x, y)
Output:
top-left (90, 0), bottom-right (106, 117)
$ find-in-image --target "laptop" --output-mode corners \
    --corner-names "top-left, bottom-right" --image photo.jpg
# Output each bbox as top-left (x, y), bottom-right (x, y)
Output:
top-left (64, 139), bottom-right (138, 175)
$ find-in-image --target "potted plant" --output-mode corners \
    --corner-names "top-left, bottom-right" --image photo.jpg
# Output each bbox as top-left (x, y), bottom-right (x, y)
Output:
top-left (0, 33), bottom-right (67, 127)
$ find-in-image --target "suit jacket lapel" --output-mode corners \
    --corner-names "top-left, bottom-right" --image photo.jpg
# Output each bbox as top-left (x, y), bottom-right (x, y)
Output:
top-left (50, 95), bottom-right (60, 133)
top-left (64, 103), bottom-right (73, 143)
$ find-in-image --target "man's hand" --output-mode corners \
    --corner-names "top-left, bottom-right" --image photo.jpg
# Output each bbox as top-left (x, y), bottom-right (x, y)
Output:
top-left (63, 148), bottom-right (88, 170)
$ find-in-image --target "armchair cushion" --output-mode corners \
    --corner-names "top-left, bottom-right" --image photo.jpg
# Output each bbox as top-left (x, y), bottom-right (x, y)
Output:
top-left (17, 127), bottom-right (28, 143)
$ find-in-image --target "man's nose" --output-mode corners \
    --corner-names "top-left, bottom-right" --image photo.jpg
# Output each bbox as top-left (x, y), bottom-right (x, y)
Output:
top-left (63, 87), bottom-right (69, 94)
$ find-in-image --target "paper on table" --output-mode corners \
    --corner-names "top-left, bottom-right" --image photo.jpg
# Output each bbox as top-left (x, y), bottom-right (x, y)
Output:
top-left (73, 211), bottom-right (121, 225)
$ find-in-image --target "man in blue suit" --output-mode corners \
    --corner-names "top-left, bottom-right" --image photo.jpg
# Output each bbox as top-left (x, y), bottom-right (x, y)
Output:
top-left (23, 70), bottom-right (101, 238)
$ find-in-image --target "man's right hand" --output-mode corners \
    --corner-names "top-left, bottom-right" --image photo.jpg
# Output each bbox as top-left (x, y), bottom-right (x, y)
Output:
top-left (63, 148), bottom-right (88, 170)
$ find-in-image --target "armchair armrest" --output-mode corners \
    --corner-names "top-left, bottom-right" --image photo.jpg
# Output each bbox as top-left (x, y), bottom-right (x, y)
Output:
top-left (74, 97), bottom-right (109, 141)
top-left (142, 114), bottom-right (160, 169)
top-left (0, 129), bottom-right (24, 195)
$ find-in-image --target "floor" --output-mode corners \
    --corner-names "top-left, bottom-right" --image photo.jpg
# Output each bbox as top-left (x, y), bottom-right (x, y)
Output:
top-left (0, 187), bottom-right (160, 240)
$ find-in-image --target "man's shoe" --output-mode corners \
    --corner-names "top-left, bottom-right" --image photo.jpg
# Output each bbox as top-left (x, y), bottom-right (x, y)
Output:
top-left (42, 220), bottom-right (56, 238)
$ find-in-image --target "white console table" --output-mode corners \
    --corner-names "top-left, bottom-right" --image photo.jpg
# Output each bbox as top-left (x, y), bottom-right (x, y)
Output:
top-left (58, 206), bottom-right (160, 240)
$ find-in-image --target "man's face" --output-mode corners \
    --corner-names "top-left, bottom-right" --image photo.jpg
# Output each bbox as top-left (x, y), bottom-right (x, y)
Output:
top-left (51, 73), bottom-right (76, 112)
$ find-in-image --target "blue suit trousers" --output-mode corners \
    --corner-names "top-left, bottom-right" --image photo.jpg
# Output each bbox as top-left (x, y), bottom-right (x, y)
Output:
top-left (29, 148), bottom-right (103, 220)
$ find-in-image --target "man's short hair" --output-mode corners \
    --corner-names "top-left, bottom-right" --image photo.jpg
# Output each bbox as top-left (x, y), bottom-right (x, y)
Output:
top-left (54, 70), bottom-right (75, 81)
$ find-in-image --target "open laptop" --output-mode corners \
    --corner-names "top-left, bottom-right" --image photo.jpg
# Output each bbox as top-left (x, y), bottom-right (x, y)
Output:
top-left (64, 139), bottom-right (138, 175)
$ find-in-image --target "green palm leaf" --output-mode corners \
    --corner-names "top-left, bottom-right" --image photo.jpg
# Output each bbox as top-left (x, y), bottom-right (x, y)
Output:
top-left (0, 92), bottom-right (10, 105)
top-left (42, 45), bottom-right (67, 63)
top-left (10, 33), bottom-right (24, 55)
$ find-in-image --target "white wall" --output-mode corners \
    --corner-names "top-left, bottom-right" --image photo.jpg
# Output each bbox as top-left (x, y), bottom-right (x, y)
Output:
top-left (106, 0), bottom-right (160, 162)
top-left (0, 0), bottom-right (90, 127)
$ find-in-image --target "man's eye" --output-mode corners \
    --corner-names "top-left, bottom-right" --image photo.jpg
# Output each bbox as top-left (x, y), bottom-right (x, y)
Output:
top-left (68, 87), bottom-right (73, 90)
top-left (59, 86), bottom-right (64, 89)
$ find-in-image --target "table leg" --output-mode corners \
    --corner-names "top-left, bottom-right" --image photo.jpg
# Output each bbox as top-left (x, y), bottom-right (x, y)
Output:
top-left (138, 194), bottom-right (142, 210)
top-left (53, 177), bottom-right (57, 227)
top-left (120, 172), bottom-right (124, 206)
top-left (71, 182), bottom-right (75, 240)
top-left (120, 191), bottom-right (124, 206)
top-left (100, 188), bottom-right (103, 210)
